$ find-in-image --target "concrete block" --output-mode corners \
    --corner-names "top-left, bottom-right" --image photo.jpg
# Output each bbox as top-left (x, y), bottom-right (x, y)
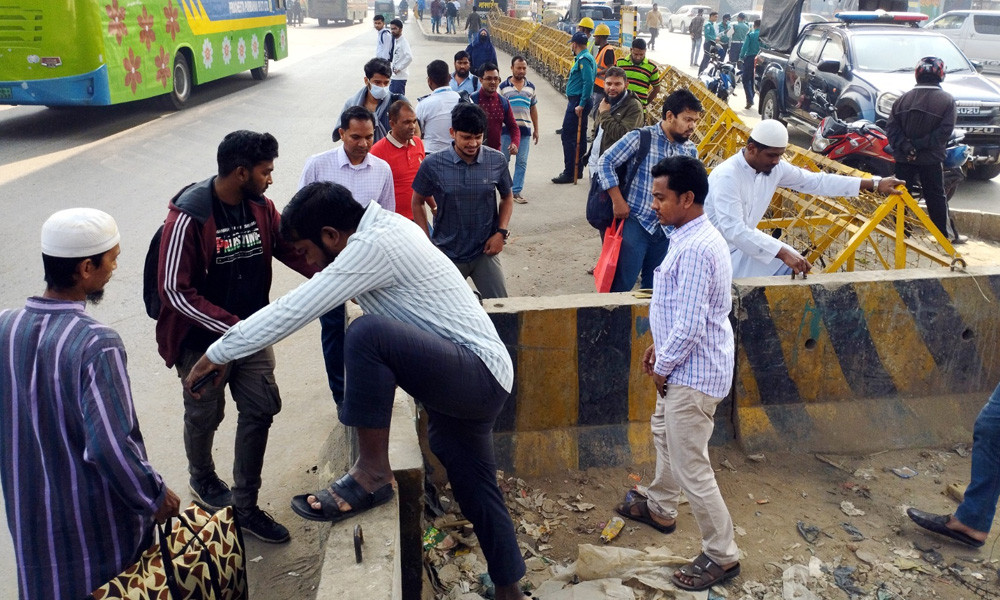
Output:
top-left (315, 390), bottom-right (425, 599)
top-left (732, 267), bottom-right (1000, 452)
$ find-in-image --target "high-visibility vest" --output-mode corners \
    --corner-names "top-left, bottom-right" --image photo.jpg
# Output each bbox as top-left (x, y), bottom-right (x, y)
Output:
top-left (593, 44), bottom-right (615, 89)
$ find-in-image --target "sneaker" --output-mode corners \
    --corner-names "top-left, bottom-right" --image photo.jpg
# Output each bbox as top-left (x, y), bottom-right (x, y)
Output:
top-left (238, 506), bottom-right (290, 543)
top-left (513, 193), bottom-right (527, 204)
top-left (189, 474), bottom-right (233, 511)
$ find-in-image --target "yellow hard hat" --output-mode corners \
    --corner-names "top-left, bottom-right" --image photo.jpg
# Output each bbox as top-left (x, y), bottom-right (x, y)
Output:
top-left (578, 17), bottom-right (595, 29)
top-left (594, 23), bottom-right (611, 35)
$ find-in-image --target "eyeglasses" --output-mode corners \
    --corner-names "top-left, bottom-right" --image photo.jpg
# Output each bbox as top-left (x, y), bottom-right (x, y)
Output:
top-left (483, 76), bottom-right (501, 82)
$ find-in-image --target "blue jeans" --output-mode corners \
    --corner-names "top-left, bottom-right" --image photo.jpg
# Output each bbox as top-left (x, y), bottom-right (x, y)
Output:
top-left (610, 216), bottom-right (669, 292)
top-left (955, 382), bottom-right (1000, 533)
top-left (501, 130), bottom-right (530, 194)
top-left (447, 15), bottom-right (456, 33)
top-left (389, 79), bottom-right (406, 95)
top-left (691, 37), bottom-right (701, 65)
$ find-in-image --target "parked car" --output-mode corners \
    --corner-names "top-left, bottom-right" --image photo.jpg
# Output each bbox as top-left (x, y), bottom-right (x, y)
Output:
top-left (925, 11), bottom-right (1000, 75)
top-left (665, 4), bottom-right (710, 33)
top-left (755, 11), bottom-right (1000, 180)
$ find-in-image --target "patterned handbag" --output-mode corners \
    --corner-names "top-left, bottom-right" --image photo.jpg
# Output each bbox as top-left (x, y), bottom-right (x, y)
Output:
top-left (89, 504), bottom-right (249, 600)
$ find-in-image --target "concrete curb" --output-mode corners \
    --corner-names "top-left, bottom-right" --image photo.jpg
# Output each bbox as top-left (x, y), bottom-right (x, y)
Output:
top-left (411, 12), bottom-right (471, 44)
top-left (314, 390), bottom-right (425, 600)
top-left (952, 208), bottom-right (1000, 242)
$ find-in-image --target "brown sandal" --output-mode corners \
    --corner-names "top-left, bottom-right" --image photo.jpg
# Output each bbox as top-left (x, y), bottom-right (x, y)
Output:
top-left (672, 552), bottom-right (741, 591)
top-left (614, 497), bottom-right (676, 534)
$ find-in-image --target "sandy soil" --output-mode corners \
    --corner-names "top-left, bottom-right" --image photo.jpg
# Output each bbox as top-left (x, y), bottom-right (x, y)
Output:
top-left (423, 446), bottom-right (1000, 599)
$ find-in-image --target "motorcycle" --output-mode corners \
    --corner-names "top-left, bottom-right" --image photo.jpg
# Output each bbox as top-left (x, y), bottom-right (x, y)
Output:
top-left (699, 41), bottom-right (738, 102)
top-left (810, 92), bottom-right (970, 241)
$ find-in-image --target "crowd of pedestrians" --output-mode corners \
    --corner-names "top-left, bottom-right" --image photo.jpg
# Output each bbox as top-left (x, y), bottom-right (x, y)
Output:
top-left (0, 6), bottom-right (978, 600)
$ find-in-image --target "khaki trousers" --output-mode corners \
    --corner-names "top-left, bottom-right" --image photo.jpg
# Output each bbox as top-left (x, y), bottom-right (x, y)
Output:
top-left (646, 383), bottom-right (740, 565)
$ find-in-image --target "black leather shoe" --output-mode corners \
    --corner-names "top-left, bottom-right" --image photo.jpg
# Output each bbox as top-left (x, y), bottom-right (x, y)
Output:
top-left (555, 128), bottom-right (563, 135)
top-left (551, 173), bottom-right (574, 184)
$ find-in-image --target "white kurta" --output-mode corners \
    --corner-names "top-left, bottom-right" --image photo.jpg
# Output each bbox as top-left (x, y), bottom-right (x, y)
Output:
top-left (704, 151), bottom-right (862, 278)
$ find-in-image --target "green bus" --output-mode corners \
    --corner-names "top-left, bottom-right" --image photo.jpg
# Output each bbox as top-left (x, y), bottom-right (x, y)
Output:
top-left (0, 0), bottom-right (289, 108)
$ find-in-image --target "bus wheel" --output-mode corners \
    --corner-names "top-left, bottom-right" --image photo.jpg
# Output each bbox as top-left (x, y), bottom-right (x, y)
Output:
top-left (165, 52), bottom-right (192, 109)
top-left (251, 50), bottom-right (269, 80)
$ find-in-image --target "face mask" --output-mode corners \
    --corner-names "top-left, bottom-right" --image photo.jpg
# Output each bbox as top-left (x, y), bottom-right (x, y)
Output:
top-left (369, 84), bottom-right (390, 100)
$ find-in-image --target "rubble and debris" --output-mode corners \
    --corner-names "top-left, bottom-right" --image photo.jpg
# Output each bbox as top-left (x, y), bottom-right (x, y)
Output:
top-left (890, 466), bottom-right (918, 479)
top-left (839, 501), bottom-right (865, 517)
top-left (840, 522), bottom-right (864, 541)
top-left (796, 521), bottom-right (821, 544)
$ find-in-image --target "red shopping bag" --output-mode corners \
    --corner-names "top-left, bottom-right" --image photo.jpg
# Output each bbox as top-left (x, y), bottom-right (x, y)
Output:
top-left (594, 219), bottom-right (624, 293)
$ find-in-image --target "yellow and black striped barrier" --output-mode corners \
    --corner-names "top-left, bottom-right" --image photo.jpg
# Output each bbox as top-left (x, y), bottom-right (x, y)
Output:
top-left (485, 267), bottom-right (1000, 474)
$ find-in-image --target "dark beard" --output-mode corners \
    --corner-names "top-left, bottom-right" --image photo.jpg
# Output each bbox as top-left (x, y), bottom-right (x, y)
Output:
top-left (86, 290), bottom-right (104, 305)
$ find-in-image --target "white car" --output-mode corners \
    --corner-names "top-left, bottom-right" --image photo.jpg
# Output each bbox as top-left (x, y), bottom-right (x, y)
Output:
top-left (665, 4), bottom-right (711, 33)
top-left (926, 10), bottom-right (1000, 75)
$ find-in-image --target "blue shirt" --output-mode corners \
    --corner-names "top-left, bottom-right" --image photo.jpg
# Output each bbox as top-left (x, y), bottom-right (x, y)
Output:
top-left (411, 144), bottom-right (512, 263)
top-left (649, 214), bottom-right (734, 398)
top-left (597, 124), bottom-right (698, 234)
top-left (450, 73), bottom-right (480, 94)
top-left (565, 48), bottom-right (596, 106)
top-left (1, 298), bottom-right (165, 600)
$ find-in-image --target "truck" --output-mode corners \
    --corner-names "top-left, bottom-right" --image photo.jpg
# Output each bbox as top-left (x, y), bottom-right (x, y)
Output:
top-left (309, 0), bottom-right (368, 26)
top-left (556, 4), bottom-right (622, 40)
top-left (754, 11), bottom-right (1000, 180)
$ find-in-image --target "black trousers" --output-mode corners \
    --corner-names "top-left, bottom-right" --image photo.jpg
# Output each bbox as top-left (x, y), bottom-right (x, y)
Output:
top-left (561, 95), bottom-right (592, 177)
top-left (341, 314), bottom-right (525, 586)
top-left (896, 161), bottom-right (948, 237)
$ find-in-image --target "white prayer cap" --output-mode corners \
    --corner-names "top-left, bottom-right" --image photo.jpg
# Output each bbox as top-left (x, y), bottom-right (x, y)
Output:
top-left (750, 119), bottom-right (789, 149)
top-left (41, 208), bottom-right (121, 258)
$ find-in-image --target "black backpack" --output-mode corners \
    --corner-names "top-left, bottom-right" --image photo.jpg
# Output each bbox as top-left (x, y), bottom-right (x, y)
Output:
top-left (142, 224), bottom-right (164, 319)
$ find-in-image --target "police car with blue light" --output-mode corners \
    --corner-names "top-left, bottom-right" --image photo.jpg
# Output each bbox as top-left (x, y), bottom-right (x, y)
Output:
top-left (754, 10), bottom-right (1000, 180)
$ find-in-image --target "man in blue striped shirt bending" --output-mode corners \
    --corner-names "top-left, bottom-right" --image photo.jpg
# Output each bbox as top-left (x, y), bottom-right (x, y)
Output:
top-left (613, 157), bottom-right (741, 593)
top-left (1, 209), bottom-right (180, 600)
top-left (184, 182), bottom-right (528, 600)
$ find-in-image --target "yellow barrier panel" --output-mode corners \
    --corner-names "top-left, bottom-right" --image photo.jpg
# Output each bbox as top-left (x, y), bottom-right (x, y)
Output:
top-left (486, 13), bottom-right (961, 271)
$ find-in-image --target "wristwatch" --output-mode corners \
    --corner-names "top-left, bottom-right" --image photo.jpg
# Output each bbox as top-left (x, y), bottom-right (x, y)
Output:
top-left (870, 176), bottom-right (882, 190)
top-left (496, 228), bottom-right (510, 241)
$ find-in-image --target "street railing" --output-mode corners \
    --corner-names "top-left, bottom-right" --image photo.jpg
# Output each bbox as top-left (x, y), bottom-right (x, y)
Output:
top-left (486, 12), bottom-right (962, 271)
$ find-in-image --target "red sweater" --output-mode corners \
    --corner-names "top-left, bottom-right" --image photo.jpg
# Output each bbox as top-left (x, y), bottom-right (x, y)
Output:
top-left (370, 134), bottom-right (426, 220)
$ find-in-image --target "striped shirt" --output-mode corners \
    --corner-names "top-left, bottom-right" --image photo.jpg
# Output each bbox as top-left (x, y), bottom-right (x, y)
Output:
top-left (1, 297), bottom-right (165, 600)
top-left (616, 57), bottom-right (662, 105)
top-left (206, 203), bottom-right (514, 392)
top-left (649, 215), bottom-right (734, 398)
top-left (498, 76), bottom-right (537, 132)
top-left (597, 124), bottom-right (698, 234)
top-left (299, 146), bottom-right (396, 212)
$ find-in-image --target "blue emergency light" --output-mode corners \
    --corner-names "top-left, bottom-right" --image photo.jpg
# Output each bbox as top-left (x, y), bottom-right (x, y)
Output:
top-left (834, 10), bottom-right (929, 25)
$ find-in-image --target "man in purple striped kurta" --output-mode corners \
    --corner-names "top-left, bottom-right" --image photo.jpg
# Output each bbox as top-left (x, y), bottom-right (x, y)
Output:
top-left (0, 208), bottom-right (179, 600)
top-left (613, 157), bottom-right (742, 592)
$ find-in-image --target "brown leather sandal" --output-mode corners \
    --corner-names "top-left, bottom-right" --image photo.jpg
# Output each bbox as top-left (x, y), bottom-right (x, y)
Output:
top-left (672, 552), bottom-right (741, 591)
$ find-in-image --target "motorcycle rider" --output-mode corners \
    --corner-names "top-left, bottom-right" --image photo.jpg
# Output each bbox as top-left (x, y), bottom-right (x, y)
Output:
top-left (885, 56), bottom-right (957, 242)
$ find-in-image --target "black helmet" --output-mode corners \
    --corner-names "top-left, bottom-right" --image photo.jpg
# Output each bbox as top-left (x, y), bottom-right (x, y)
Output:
top-left (915, 56), bottom-right (945, 83)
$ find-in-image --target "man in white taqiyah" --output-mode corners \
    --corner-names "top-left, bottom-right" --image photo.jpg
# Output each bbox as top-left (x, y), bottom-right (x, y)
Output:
top-left (704, 120), bottom-right (903, 278)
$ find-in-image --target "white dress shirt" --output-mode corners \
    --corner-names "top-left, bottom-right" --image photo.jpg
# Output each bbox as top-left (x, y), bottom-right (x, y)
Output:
top-left (704, 150), bottom-right (862, 278)
top-left (206, 203), bottom-right (514, 392)
top-left (299, 146), bottom-right (395, 212)
top-left (416, 87), bottom-right (461, 153)
top-left (649, 214), bottom-right (734, 399)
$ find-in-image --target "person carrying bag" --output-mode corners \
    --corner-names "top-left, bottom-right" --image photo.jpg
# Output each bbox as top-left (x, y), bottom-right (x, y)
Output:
top-left (89, 504), bottom-right (248, 600)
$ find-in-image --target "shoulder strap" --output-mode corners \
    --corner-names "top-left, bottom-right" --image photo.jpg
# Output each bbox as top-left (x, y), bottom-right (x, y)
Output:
top-left (620, 128), bottom-right (652, 198)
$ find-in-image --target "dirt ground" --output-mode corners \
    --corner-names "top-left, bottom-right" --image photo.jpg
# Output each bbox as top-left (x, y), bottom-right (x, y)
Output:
top-left (423, 446), bottom-right (1000, 599)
